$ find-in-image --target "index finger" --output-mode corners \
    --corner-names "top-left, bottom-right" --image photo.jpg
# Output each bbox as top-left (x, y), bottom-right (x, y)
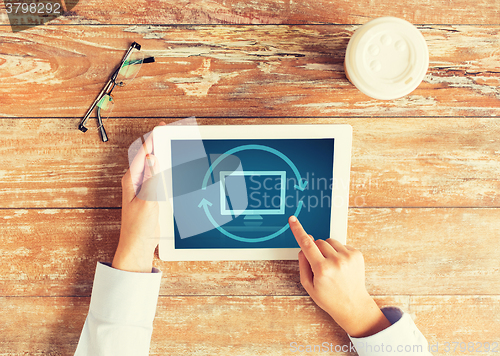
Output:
top-left (289, 216), bottom-right (325, 265)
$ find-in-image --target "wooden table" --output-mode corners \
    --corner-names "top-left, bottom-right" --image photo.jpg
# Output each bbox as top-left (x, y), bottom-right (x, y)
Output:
top-left (1, 1), bottom-right (499, 354)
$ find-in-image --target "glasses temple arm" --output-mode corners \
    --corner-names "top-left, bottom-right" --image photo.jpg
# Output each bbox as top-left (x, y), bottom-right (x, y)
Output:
top-left (78, 76), bottom-right (116, 132)
top-left (96, 106), bottom-right (109, 142)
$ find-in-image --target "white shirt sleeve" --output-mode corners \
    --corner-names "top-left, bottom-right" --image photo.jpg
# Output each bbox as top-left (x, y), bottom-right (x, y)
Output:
top-left (349, 307), bottom-right (432, 356)
top-left (74, 262), bottom-right (162, 356)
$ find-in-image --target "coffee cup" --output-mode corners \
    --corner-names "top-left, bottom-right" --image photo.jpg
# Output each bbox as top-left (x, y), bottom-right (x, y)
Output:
top-left (344, 17), bottom-right (429, 100)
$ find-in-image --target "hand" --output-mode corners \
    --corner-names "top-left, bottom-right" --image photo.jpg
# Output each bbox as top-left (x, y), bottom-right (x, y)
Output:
top-left (112, 121), bottom-right (166, 273)
top-left (289, 215), bottom-right (391, 338)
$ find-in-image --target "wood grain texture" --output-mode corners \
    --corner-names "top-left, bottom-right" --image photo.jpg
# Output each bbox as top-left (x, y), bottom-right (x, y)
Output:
top-left (1, 295), bottom-right (498, 355)
top-left (1, 1), bottom-right (499, 353)
top-left (1, 0), bottom-right (499, 25)
top-left (1, 208), bottom-right (498, 297)
top-left (411, 296), bottom-right (500, 345)
top-left (0, 118), bottom-right (498, 209)
top-left (0, 25), bottom-right (499, 118)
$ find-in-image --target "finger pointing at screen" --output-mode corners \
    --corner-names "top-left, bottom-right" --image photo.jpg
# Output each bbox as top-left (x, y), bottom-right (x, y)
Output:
top-left (288, 215), bottom-right (391, 339)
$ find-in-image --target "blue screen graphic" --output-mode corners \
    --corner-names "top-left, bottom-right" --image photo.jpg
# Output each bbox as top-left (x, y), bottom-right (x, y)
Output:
top-left (171, 138), bottom-right (334, 249)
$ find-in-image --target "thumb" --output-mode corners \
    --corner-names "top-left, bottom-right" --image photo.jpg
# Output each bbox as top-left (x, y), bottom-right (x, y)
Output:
top-left (143, 154), bottom-right (157, 181)
top-left (121, 168), bottom-right (137, 204)
top-left (137, 154), bottom-right (160, 202)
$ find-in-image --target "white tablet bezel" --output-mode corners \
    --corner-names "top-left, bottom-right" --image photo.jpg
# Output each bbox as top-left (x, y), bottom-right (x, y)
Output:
top-left (153, 124), bottom-right (352, 261)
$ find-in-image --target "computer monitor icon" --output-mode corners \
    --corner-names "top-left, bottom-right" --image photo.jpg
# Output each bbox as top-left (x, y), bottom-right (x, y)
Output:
top-left (220, 171), bottom-right (286, 217)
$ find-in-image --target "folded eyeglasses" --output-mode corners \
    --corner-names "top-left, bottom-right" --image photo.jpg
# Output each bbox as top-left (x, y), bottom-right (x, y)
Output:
top-left (78, 42), bottom-right (155, 142)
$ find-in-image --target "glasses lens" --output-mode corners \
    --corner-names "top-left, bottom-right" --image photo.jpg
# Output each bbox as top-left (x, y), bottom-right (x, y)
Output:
top-left (96, 94), bottom-right (114, 129)
top-left (116, 48), bottom-right (144, 86)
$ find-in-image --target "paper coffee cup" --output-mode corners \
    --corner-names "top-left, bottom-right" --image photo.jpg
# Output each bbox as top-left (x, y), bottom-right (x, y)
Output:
top-left (344, 17), bottom-right (429, 100)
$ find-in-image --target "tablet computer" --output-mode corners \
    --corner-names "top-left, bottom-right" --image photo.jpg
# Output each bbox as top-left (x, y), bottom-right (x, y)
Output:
top-left (153, 124), bottom-right (352, 261)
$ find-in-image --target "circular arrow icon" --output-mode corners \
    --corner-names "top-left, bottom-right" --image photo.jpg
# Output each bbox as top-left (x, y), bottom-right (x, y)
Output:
top-left (199, 144), bottom-right (308, 243)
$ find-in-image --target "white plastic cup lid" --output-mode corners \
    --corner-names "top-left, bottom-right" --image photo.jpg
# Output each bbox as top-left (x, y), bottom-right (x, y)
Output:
top-left (345, 17), bottom-right (429, 100)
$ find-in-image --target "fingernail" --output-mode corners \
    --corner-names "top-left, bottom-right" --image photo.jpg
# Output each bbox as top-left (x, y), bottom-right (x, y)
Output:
top-left (146, 154), bottom-right (155, 167)
top-left (290, 216), bottom-right (297, 223)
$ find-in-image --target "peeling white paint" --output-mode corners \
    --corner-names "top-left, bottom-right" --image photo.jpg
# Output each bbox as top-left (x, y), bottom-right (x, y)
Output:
top-left (69, 38), bottom-right (120, 51)
top-left (294, 102), bottom-right (346, 108)
top-left (168, 58), bottom-right (245, 96)
top-left (2, 210), bottom-right (28, 220)
top-left (300, 63), bottom-right (343, 71)
top-left (18, 225), bottom-right (32, 234)
top-left (354, 95), bottom-right (437, 109)
top-left (257, 61), bottom-right (280, 74)
top-left (13, 247), bottom-right (30, 256)
top-left (1, 56), bottom-right (62, 85)
top-left (424, 73), bottom-right (500, 99)
top-left (398, 175), bottom-right (421, 185)
top-left (39, 209), bottom-right (59, 215)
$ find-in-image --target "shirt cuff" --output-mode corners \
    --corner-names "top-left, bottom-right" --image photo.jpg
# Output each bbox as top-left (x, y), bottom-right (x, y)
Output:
top-left (88, 262), bottom-right (162, 325)
top-left (348, 307), bottom-right (430, 356)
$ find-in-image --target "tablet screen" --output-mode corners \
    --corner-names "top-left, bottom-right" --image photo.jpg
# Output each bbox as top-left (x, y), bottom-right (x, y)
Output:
top-left (170, 138), bottom-right (335, 249)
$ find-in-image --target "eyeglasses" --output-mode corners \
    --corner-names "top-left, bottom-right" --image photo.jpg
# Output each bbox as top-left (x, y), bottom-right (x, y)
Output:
top-left (78, 42), bottom-right (155, 142)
